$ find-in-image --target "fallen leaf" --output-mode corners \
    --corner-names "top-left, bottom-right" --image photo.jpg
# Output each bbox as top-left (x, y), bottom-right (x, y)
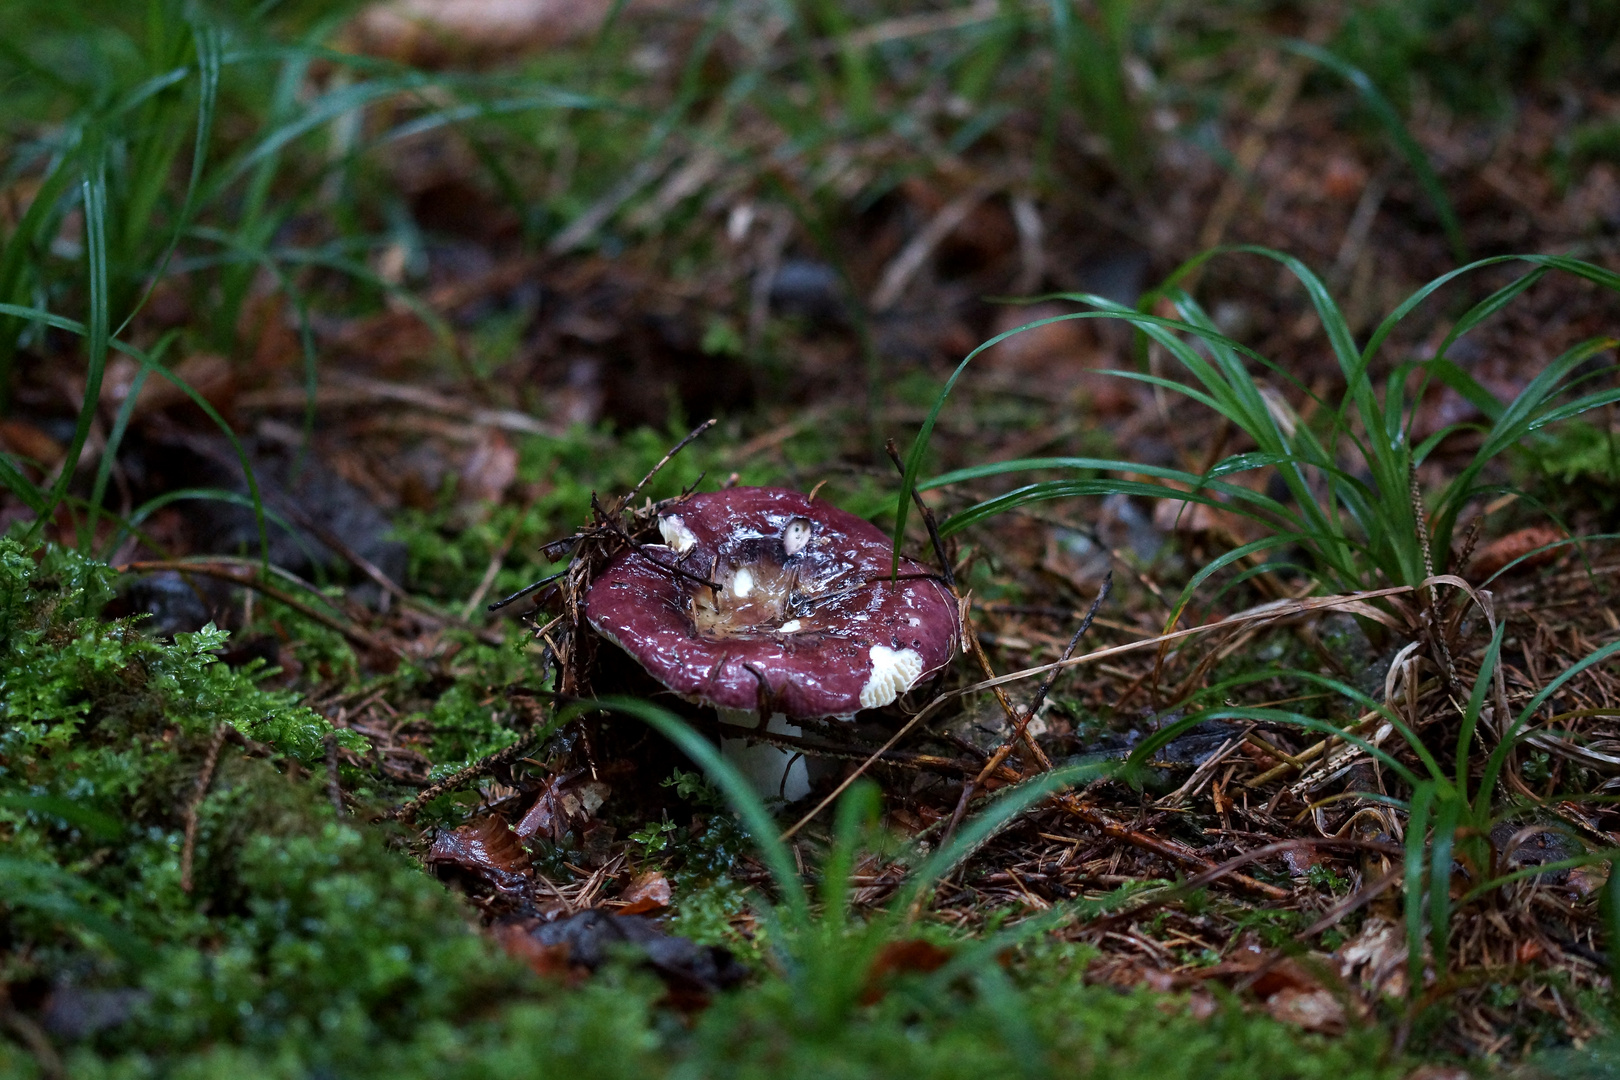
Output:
top-left (1265, 986), bottom-right (1346, 1034)
top-left (510, 910), bottom-right (748, 993)
top-left (1335, 917), bottom-right (1410, 1000)
top-left (493, 921), bottom-right (576, 981)
top-left (345, 0), bottom-right (673, 64)
top-left (459, 429), bottom-right (518, 505)
top-left (427, 813), bottom-right (531, 891)
top-left (617, 870), bottom-right (672, 915)
top-left (513, 771), bottom-right (609, 842)
top-left (1403, 1067), bottom-right (1471, 1080)
top-left (861, 939), bottom-right (954, 1004)
top-left (101, 353), bottom-right (234, 419)
top-left (0, 419), bottom-right (64, 468)
top-left (1469, 524), bottom-right (1565, 580)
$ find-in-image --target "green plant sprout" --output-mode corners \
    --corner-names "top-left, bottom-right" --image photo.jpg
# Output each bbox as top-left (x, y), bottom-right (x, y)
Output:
top-left (896, 246), bottom-right (1620, 623)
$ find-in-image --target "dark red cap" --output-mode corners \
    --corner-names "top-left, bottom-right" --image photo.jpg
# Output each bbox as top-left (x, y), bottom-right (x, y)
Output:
top-left (585, 487), bottom-right (958, 719)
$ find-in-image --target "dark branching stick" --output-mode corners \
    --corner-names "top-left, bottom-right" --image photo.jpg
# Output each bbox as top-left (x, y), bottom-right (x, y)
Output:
top-left (382, 698), bottom-right (553, 823)
top-left (490, 423), bottom-right (715, 614)
top-left (487, 570), bottom-right (566, 612)
top-left (622, 417), bottom-right (717, 509)
top-left (1027, 570), bottom-right (1112, 721)
top-left (180, 723), bottom-right (230, 893)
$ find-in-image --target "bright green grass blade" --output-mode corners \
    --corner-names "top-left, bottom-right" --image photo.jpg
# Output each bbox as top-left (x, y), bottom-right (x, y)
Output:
top-left (896, 763), bottom-right (1098, 914)
top-left (1427, 796), bottom-right (1462, 975)
top-left (583, 696), bottom-right (809, 924)
top-left (1281, 39), bottom-right (1466, 264)
top-left (33, 164), bottom-right (110, 547)
top-left (1404, 781), bottom-right (1436, 997)
top-left (1459, 621), bottom-right (1506, 810)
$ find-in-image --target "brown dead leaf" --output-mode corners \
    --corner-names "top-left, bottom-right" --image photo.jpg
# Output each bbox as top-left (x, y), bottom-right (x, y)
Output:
top-left (99, 353), bottom-right (235, 420)
top-left (513, 771), bottom-right (610, 842)
top-left (1335, 917), bottom-right (1410, 1000)
top-left (0, 419), bottom-right (64, 468)
top-left (345, 0), bottom-right (673, 64)
top-left (492, 920), bottom-right (578, 981)
top-left (1265, 986), bottom-right (1346, 1034)
top-left (861, 939), bottom-right (953, 1004)
top-left (427, 813), bottom-right (531, 891)
top-left (459, 430), bottom-right (518, 505)
top-left (1469, 524), bottom-right (1565, 580)
top-left (1403, 1067), bottom-right (1471, 1080)
top-left (617, 870), bottom-right (672, 915)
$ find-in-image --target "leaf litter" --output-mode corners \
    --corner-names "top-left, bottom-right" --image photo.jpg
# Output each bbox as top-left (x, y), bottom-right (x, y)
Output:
top-left (4, 0), bottom-right (1620, 1073)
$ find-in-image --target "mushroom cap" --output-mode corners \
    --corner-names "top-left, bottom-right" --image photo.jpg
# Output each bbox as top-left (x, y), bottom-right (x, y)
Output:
top-left (584, 487), bottom-right (959, 719)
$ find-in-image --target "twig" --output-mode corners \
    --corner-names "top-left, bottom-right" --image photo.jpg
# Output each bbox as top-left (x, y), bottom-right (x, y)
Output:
top-left (0, 991), bottom-right (63, 1080)
top-left (1411, 459), bottom-right (1456, 690)
top-left (872, 184), bottom-right (996, 312)
top-left (181, 724), bottom-right (230, 893)
top-left (622, 418), bottom-right (717, 509)
top-left (325, 734), bottom-right (346, 818)
top-left (487, 570), bottom-right (565, 613)
top-left (780, 586), bottom-right (1415, 843)
top-left (591, 494), bottom-right (725, 592)
top-left (286, 504), bottom-right (505, 645)
top-left (382, 703), bottom-right (552, 823)
top-left (1026, 572), bottom-right (1112, 720)
top-left (463, 487), bottom-right (544, 619)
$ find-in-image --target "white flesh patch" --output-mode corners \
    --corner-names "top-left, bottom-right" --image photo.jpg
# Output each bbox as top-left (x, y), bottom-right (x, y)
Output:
top-left (732, 566), bottom-right (754, 598)
top-left (778, 618), bottom-right (802, 633)
top-left (860, 645), bottom-right (924, 710)
top-left (782, 516), bottom-right (814, 556)
top-left (658, 514), bottom-right (696, 554)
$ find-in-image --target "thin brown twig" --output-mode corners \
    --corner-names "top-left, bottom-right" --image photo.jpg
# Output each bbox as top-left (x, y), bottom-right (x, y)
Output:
top-left (621, 418), bottom-right (717, 509)
top-left (591, 494), bottom-right (725, 592)
top-left (463, 487), bottom-right (545, 619)
top-left (181, 724), bottom-right (230, 893)
top-left (0, 991), bottom-right (63, 1080)
top-left (382, 702), bottom-right (551, 822)
top-left (325, 734), bottom-right (346, 818)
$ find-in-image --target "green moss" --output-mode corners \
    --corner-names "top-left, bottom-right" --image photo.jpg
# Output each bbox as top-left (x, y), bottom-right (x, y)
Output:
top-left (2, 538), bottom-right (1418, 1077)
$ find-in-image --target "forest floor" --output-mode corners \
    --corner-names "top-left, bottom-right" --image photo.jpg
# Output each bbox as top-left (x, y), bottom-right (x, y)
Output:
top-left (3, 1), bottom-right (1620, 1076)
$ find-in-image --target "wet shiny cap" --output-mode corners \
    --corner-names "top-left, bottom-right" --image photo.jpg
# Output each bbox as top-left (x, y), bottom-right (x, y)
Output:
top-left (584, 487), bottom-right (959, 719)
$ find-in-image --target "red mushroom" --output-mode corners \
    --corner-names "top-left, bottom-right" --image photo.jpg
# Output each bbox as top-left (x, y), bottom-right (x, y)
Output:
top-left (584, 487), bottom-right (959, 796)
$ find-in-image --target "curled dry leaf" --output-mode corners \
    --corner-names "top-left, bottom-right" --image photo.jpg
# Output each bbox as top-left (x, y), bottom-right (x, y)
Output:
top-left (514, 772), bottom-right (610, 842)
top-left (0, 419), bottom-right (64, 468)
top-left (617, 870), bottom-right (672, 915)
top-left (427, 813), bottom-right (531, 891)
top-left (861, 939), bottom-right (954, 1004)
top-left (1335, 917), bottom-right (1410, 1000)
top-left (1468, 524), bottom-right (1566, 580)
top-left (1264, 986), bottom-right (1346, 1034)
